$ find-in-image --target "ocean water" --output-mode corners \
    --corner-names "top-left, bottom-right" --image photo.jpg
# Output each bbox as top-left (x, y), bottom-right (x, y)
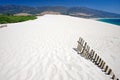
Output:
top-left (98, 19), bottom-right (120, 26)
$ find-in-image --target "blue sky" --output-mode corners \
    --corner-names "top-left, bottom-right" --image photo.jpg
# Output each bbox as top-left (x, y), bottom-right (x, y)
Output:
top-left (0, 0), bottom-right (120, 14)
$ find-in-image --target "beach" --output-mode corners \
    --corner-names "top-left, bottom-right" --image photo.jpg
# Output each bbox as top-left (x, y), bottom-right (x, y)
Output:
top-left (0, 15), bottom-right (120, 80)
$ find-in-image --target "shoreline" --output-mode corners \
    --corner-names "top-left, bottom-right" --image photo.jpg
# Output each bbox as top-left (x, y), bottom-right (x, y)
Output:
top-left (89, 18), bottom-right (120, 26)
top-left (90, 18), bottom-right (120, 20)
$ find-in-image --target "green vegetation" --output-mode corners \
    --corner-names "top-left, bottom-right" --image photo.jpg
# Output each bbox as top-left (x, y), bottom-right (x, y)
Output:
top-left (0, 15), bottom-right (37, 24)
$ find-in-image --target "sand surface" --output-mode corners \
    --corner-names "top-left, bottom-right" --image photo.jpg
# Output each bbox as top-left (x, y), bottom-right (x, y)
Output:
top-left (0, 15), bottom-right (120, 80)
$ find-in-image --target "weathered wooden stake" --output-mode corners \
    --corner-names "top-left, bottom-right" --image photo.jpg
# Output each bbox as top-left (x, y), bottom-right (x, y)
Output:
top-left (91, 51), bottom-right (95, 61)
top-left (93, 53), bottom-right (97, 62)
top-left (98, 60), bottom-right (103, 67)
top-left (101, 62), bottom-right (105, 69)
top-left (87, 46), bottom-right (90, 53)
top-left (83, 45), bottom-right (87, 57)
top-left (104, 65), bottom-right (108, 72)
top-left (81, 39), bottom-right (84, 46)
top-left (111, 74), bottom-right (115, 79)
top-left (77, 42), bottom-right (83, 53)
top-left (81, 42), bottom-right (87, 55)
top-left (93, 53), bottom-right (97, 63)
top-left (85, 45), bottom-right (90, 59)
top-left (107, 68), bottom-right (112, 75)
top-left (96, 58), bottom-right (101, 65)
top-left (88, 49), bottom-right (93, 60)
top-left (117, 78), bottom-right (119, 80)
top-left (86, 46), bottom-right (90, 53)
top-left (79, 37), bottom-right (82, 43)
top-left (95, 56), bottom-right (99, 65)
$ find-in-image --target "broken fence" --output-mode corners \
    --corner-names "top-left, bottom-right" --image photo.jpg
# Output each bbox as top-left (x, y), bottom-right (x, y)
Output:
top-left (76, 37), bottom-right (119, 80)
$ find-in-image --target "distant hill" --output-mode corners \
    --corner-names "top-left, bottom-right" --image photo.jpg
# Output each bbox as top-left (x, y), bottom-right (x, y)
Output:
top-left (0, 4), bottom-right (120, 18)
top-left (67, 7), bottom-right (120, 18)
top-left (0, 5), bottom-right (35, 14)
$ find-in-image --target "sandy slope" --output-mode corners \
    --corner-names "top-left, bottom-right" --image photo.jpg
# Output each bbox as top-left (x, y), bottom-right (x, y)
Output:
top-left (0, 15), bottom-right (120, 80)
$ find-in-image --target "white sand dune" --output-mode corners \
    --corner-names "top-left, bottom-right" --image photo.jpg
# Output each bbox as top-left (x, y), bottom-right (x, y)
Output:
top-left (0, 15), bottom-right (120, 80)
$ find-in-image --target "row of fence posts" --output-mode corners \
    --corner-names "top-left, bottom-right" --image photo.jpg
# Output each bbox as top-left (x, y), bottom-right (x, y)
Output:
top-left (76, 37), bottom-right (119, 80)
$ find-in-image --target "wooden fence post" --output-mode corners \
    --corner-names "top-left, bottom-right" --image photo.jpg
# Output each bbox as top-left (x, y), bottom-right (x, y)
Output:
top-left (79, 37), bottom-right (82, 43)
top-left (98, 60), bottom-right (103, 68)
top-left (107, 68), bottom-right (112, 75)
top-left (111, 74), bottom-right (115, 80)
top-left (95, 55), bottom-right (99, 65)
top-left (77, 37), bottom-right (85, 53)
top-left (88, 49), bottom-right (93, 60)
top-left (91, 51), bottom-right (95, 61)
top-left (117, 78), bottom-right (119, 80)
top-left (104, 65), bottom-right (108, 72)
top-left (86, 45), bottom-right (90, 58)
top-left (77, 42), bottom-right (82, 53)
top-left (81, 42), bottom-right (87, 56)
top-left (83, 43), bottom-right (87, 57)
top-left (93, 53), bottom-right (97, 63)
top-left (101, 62), bottom-right (105, 69)
top-left (85, 45), bottom-right (90, 59)
top-left (81, 38), bottom-right (84, 46)
top-left (96, 58), bottom-right (101, 65)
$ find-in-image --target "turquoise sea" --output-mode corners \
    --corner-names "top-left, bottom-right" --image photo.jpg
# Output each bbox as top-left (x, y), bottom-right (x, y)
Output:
top-left (98, 19), bottom-right (120, 26)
